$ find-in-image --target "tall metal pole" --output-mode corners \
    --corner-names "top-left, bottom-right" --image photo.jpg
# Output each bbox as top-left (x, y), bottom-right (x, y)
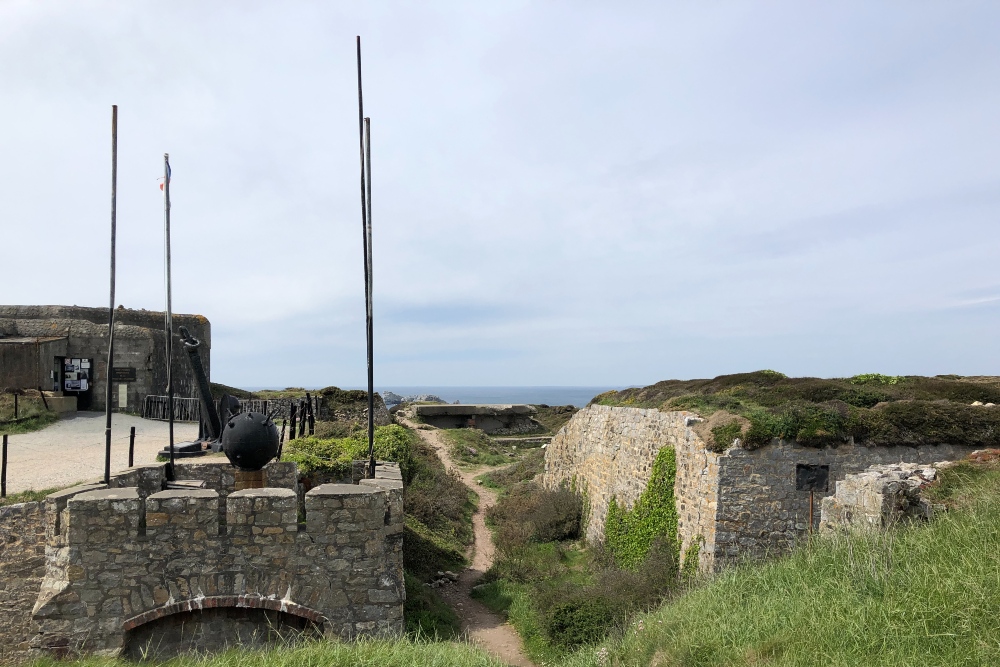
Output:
top-left (364, 116), bottom-right (375, 478)
top-left (104, 105), bottom-right (118, 486)
top-left (356, 36), bottom-right (375, 478)
top-left (163, 153), bottom-right (175, 480)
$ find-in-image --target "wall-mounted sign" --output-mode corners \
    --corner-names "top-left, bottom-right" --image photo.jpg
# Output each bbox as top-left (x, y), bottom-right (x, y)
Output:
top-left (112, 367), bottom-right (137, 382)
top-left (64, 357), bottom-right (92, 392)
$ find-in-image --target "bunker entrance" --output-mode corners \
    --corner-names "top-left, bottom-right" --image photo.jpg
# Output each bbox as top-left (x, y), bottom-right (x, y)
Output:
top-left (121, 607), bottom-right (322, 661)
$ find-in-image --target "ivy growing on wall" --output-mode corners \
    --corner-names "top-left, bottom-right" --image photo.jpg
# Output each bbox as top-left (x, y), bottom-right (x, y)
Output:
top-left (603, 447), bottom-right (678, 570)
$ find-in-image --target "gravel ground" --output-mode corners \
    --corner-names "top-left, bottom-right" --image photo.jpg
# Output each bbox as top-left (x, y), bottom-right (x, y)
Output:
top-left (2, 411), bottom-right (199, 494)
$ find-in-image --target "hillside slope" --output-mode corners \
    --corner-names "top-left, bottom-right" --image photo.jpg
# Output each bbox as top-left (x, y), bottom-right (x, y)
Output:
top-left (558, 454), bottom-right (1000, 667)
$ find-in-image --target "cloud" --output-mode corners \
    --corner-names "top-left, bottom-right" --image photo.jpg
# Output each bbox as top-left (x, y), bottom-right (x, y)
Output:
top-left (2, 1), bottom-right (1000, 386)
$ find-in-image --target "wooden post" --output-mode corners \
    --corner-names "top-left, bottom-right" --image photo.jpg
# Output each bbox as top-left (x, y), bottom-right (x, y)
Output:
top-left (128, 426), bottom-right (136, 468)
top-left (288, 403), bottom-right (297, 442)
top-left (809, 491), bottom-right (814, 534)
top-left (13, 393), bottom-right (18, 420)
top-left (305, 392), bottom-right (315, 435)
top-left (297, 401), bottom-right (306, 438)
top-left (1, 434), bottom-right (7, 498)
top-left (37, 387), bottom-right (49, 411)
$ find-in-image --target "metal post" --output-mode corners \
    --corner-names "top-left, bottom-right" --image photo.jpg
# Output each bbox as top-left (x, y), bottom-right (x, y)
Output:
top-left (104, 104), bottom-right (118, 486)
top-left (13, 394), bottom-right (18, 420)
top-left (128, 426), bottom-right (135, 468)
top-left (37, 387), bottom-right (48, 411)
top-left (1, 434), bottom-right (7, 498)
top-left (163, 153), bottom-right (175, 480)
top-left (364, 116), bottom-right (375, 478)
top-left (356, 37), bottom-right (375, 479)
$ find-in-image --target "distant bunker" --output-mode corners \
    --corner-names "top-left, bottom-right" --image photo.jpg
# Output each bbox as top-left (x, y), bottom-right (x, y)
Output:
top-left (414, 404), bottom-right (538, 434)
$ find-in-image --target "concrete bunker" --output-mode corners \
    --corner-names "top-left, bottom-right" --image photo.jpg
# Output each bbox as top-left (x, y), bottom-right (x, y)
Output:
top-left (414, 403), bottom-right (539, 434)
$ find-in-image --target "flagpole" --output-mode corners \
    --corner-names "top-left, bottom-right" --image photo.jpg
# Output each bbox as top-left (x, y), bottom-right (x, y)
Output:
top-left (356, 36), bottom-right (375, 478)
top-left (364, 116), bottom-right (375, 479)
top-left (163, 153), bottom-right (175, 481)
top-left (103, 105), bottom-right (118, 486)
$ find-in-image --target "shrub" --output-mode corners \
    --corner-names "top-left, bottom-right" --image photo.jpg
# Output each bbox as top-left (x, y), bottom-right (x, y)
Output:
top-left (283, 424), bottom-right (415, 480)
top-left (480, 449), bottom-right (545, 490)
top-left (488, 482), bottom-right (582, 546)
top-left (604, 447), bottom-right (679, 569)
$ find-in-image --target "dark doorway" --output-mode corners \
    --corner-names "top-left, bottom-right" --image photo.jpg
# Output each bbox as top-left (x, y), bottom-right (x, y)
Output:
top-left (122, 607), bottom-right (322, 661)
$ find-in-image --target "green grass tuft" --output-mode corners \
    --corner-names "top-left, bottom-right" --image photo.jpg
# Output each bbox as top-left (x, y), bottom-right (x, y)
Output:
top-left (558, 458), bottom-right (1000, 667)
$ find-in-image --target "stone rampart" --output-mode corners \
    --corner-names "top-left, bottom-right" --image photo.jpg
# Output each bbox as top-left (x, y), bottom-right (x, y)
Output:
top-left (0, 502), bottom-right (46, 663)
top-left (544, 405), bottom-right (980, 572)
top-left (0, 460), bottom-right (403, 661)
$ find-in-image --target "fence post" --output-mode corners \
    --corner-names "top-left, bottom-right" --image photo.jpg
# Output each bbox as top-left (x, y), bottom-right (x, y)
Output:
top-left (129, 426), bottom-right (136, 468)
top-left (288, 403), bottom-right (297, 442)
top-left (37, 387), bottom-right (49, 411)
top-left (2, 434), bottom-right (7, 498)
top-left (13, 394), bottom-right (18, 420)
top-left (297, 401), bottom-right (306, 438)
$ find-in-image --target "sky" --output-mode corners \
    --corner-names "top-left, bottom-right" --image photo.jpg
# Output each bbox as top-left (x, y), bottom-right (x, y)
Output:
top-left (2, 2), bottom-right (1000, 388)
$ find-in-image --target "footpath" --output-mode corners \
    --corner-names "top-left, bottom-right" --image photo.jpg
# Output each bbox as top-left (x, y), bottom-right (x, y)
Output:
top-left (399, 417), bottom-right (534, 667)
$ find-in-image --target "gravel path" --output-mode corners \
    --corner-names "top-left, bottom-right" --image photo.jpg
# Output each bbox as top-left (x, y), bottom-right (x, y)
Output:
top-left (400, 417), bottom-right (534, 667)
top-left (2, 411), bottom-right (199, 494)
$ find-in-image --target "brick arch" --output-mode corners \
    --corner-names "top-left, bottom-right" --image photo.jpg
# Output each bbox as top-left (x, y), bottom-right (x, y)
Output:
top-left (121, 594), bottom-right (328, 632)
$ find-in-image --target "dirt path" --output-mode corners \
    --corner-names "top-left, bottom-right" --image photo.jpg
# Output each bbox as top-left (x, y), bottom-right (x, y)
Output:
top-left (400, 418), bottom-right (534, 667)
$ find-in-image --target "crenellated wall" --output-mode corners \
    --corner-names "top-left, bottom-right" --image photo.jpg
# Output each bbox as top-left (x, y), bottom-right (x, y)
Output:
top-left (544, 405), bottom-right (980, 572)
top-left (0, 460), bottom-right (403, 661)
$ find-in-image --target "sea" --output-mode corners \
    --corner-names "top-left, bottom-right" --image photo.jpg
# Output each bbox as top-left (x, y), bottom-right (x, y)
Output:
top-left (245, 386), bottom-right (622, 407)
top-left (368, 386), bottom-right (622, 407)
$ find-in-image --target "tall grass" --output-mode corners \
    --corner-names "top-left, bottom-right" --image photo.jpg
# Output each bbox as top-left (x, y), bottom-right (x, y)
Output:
top-left (557, 463), bottom-right (1000, 667)
top-left (28, 637), bottom-right (508, 667)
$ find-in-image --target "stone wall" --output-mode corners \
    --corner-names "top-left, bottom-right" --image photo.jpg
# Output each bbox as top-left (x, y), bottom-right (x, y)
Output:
top-left (544, 404), bottom-right (981, 572)
top-left (541, 405), bottom-right (699, 549)
top-left (819, 463), bottom-right (939, 532)
top-left (0, 502), bottom-right (46, 663)
top-left (712, 441), bottom-right (976, 568)
top-left (0, 459), bottom-right (403, 660)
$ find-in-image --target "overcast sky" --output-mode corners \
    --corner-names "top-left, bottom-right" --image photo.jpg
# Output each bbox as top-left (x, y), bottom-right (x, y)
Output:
top-left (2, 2), bottom-right (1000, 388)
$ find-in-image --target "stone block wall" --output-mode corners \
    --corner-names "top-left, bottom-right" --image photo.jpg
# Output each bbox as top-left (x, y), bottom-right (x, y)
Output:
top-left (544, 404), bottom-right (980, 572)
top-left (541, 405), bottom-right (702, 554)
top-left (0, 460), bottom-right (403, 660)
top-left (819, 463), bottom-right (939, 532)
top-left (0, 502), bottom-right (46, 663)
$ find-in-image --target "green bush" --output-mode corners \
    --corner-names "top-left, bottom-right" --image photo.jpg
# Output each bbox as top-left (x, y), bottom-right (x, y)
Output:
top-left (283, 424), bottom-right (415, 480)
top-left (604, 447), bottom-right (679, 570)
top-left (480, 449), bottom-right (545, 490)
top-left (596, 372), bottom-right (1000, 449)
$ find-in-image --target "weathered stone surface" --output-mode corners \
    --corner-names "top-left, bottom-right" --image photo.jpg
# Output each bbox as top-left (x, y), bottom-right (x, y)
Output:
top-left (0, 461), bottom-right (403, 660)
top-left (820, 463), bottom-right (938, 531)
top-left (544, 405), bottom-right (980, 572)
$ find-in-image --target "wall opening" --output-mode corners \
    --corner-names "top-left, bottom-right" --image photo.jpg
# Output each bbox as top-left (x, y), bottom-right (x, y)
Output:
top-left (121, 607), bottom-right (322, 661)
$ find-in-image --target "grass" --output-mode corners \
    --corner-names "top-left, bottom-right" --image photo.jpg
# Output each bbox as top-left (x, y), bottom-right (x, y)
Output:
top-left (440, 428), bottom-right (512, 466)
top-left (553, 456), bottom-right (1000, 667)
top-left (0, 394), bottom-right (59, 435)
top-left (27, 636), bottom-right (509, 667)
top-left (594, 371), bottom-right (1000, 451)
top-left (0, 410), bottom-right (59, 435)
top-left (531, 404), bottom-right (580, 435)
top-left (0, 486), bottom-right (64, 507)
top-left (478, 449), bottom-right (546, 491)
